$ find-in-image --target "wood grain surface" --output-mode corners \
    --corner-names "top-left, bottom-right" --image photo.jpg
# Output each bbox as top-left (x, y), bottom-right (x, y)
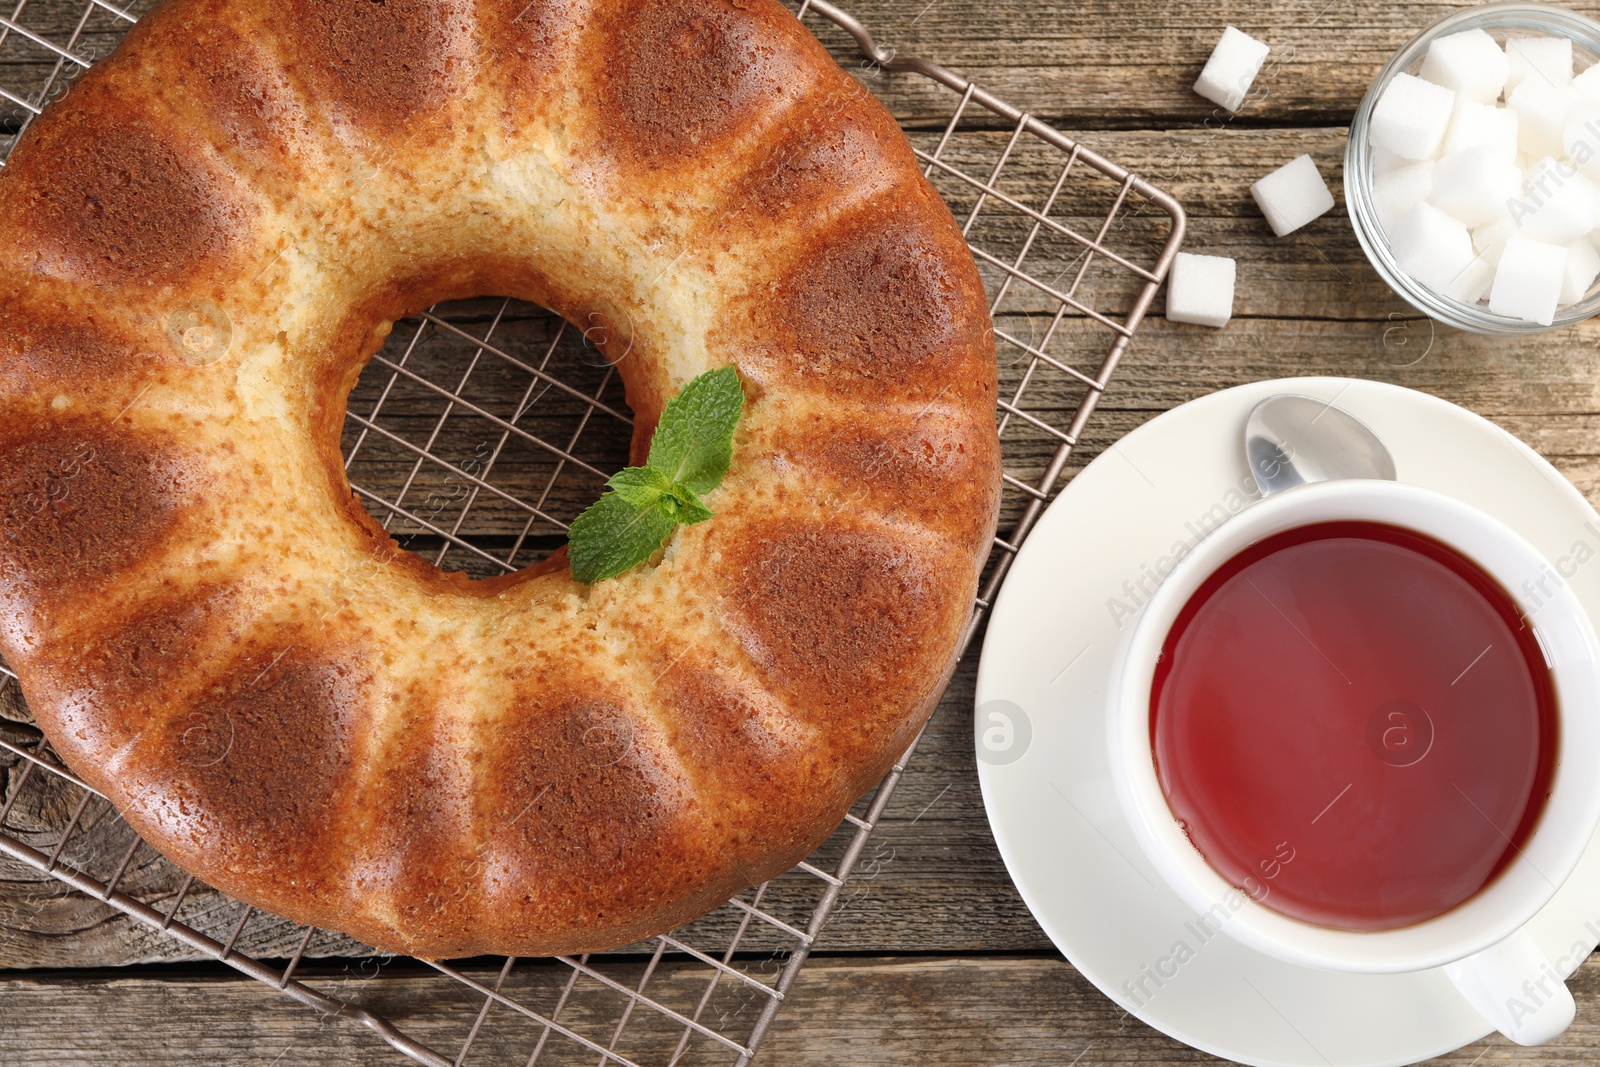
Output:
top-left (6, 955), bottom-right (1600, 1066)
top-left (5, 0), bottom-right (1600, 1063)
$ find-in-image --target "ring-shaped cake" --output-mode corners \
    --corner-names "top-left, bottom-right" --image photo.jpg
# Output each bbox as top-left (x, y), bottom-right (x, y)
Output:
top-left (0, 0), bottom-right (1000, 957)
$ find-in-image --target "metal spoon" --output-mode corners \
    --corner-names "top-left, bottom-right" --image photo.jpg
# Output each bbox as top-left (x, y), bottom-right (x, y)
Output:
top-left (1245, 394), bottom-right (1398, 497)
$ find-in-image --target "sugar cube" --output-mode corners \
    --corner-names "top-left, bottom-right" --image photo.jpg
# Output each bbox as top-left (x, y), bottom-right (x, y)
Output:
top-left (1373, 159), bottom-right (1434, 233)
top-left (1515, 157), bottom-right (1600, 243)
top-left (1448, 255), bottom-right (1497, 303)
top-left (1372, 145), bottom-right (1410, 175)
top-left (1251, 154), bottom-right (1336, 235)
top-left (1441, 100), bottom-right (1519, 161)
top-left (1508, 78), bottom-right (1577, 159)
top-left (1506, 37), bottom-right (1573, 94)
top-left (1432, 145), bottom-right (1521, 227)
top-left (1489, 236), bottom-right (1569, 324)
top-left (1194, 27), bottom-right (1271, 112)
top-left (1166, 252), bottom-right (1238, 328)
top-left (1474, 217), bottom-right (1515, 264)
top-left (1388, 201), bottom-right (1479, 296)
top-left (1561, 238), bottom-right (1600, 303)
top-left (1420, 29), bottom-right (1510, 104)
top-left (1564, 102), bottom-right (1600, 181)
top-left (1370, 73), bottom-right (1457, 160)
top-left (1574, 62), bottom-right (1600, 103)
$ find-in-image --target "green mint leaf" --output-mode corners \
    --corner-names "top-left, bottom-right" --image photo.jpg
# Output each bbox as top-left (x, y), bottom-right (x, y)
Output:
top-left (660, 483), bottom-right (715, 526)
top-left (567, 491), bottom-right (678, 583)
top-left (605, 465), bottom-right (674, 509)
top-left (567, 366), bottom-right (745, 584)
top-left (646, 365), bottom-right (745, 496)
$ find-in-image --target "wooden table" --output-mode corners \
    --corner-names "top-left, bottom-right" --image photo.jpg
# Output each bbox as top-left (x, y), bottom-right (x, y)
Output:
top-left (6, 0), bottom-right (1600, 1062)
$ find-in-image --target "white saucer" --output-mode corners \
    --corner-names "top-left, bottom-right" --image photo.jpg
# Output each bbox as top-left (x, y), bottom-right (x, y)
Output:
top-left (975, 377), bottom-right (1600, 1067)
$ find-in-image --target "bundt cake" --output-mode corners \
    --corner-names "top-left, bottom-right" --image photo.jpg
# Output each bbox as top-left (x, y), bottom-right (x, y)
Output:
top-left (0, 0), bottom-right (1000, 958)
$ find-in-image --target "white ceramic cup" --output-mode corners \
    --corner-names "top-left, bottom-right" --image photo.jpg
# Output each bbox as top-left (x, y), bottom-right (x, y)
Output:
top-left (1107, 479), bottom-right (1600, 1046)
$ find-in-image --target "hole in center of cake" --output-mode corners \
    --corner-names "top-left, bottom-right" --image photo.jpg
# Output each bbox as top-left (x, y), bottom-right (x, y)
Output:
top-left (338, 296), bottom-right (637, 581)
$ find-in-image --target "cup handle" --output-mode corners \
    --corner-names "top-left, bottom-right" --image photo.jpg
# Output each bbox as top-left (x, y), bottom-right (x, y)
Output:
top-left (1443, 928), bottom-right (1576, 1045)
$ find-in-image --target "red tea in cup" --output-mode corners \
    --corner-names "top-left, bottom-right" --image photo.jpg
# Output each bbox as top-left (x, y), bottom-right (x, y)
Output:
top-left (1150, 521), bottom-right (1557, 931)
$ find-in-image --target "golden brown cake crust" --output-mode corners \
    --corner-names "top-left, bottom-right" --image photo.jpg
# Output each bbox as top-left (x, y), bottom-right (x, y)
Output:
top-left (0, 0), bottom-right (1000, 958)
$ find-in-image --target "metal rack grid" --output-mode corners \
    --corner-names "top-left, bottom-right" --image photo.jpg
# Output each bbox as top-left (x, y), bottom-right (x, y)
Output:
top-left (0, 1), bottom-right (1186, 1063)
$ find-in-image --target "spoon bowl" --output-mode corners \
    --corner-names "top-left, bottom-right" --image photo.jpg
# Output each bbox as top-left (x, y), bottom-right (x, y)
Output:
top-left (1245, 393), bottom-right (1398, 497)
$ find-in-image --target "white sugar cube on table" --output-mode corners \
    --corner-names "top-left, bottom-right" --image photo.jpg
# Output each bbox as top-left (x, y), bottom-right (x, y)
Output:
top-left (1442, 100), bottom-right (1519, 161)
top-left (1251, 155), bottom-right (1336, 236)
top-left (1374, 160), bottom-right (1434, 233)
top-left (1194, 27), bottom-right (1270, 112)
top-left (1431, 145), bottom-right (1520, 227)
top-left (1421, 29), bottom-right (1509, 103)
top-left (1506, 36), bottom-right (1574, 93)
top-left (1516, 157), bottom-right (1600, 243)
top-left (1370, 73), bottom-right (1456, 160)
top-left (1562, 238), bottom-right (1600, 303)
top-left (1489, 236), bottom-right (1569, 324)
top-left (1165, 252), bottom-right (1237, 328)
top-left (1388, 202), bottom-right (1480, 299)
top-left (1508, 78), bottom-right (1577, 159)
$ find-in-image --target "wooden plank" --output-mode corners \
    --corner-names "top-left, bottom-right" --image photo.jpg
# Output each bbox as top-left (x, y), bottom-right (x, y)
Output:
top-left (0, 0), bottom-right (1551, 129)
top-left (769, 955), bottom-right (1600, 1066)
top-left (805, 0), bottom-right (1431, 127)
top-left (2, 953), bottom-right (1599, 1065)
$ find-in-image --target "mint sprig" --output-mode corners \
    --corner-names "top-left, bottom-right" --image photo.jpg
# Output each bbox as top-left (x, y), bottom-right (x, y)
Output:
top-left (568, 366), bottom-right (745, 583)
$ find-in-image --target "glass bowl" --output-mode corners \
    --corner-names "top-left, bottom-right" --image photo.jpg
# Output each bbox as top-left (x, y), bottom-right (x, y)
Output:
top-left (1346, 2), bottom-right (1600, 334)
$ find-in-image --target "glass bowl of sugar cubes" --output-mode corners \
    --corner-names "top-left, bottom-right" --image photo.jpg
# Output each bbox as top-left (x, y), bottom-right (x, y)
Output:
top-left (1347, 2), bottom-right (1600, 332)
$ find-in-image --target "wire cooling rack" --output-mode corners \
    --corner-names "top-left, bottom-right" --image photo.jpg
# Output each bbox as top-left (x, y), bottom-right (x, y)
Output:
top-left (0, 1), bottom-right (1185, 1063)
